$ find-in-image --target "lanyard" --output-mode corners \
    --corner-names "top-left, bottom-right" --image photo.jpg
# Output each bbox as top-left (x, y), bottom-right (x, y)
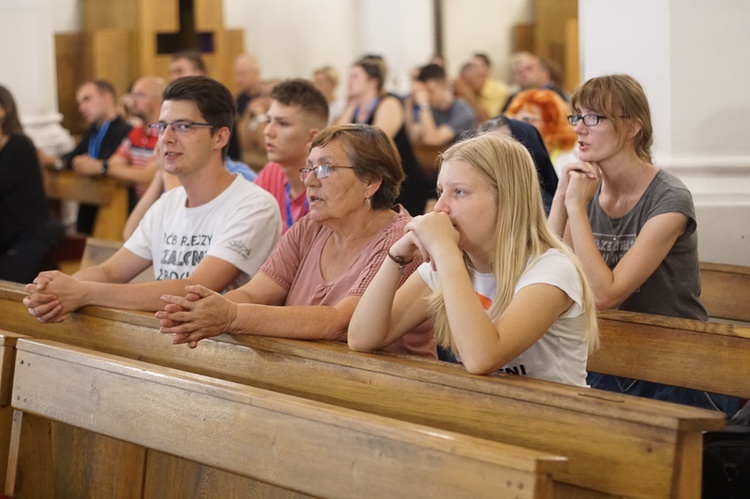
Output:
top-left (353, 97), bottom-right (380, 123)
top-left (88, 120), bottom-right (111, 158)
top-left (284, 183), bottom-right (309, 230)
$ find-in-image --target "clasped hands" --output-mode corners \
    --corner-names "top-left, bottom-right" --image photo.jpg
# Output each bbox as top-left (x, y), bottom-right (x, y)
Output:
top-left (391, 211), bottom-right (461, 271)
top-left (157, 285), bottom-right (238, 349)
top-left (23, 271), bottom-right (84, 323)
top-left (557, 161), bottom-right (601, 209)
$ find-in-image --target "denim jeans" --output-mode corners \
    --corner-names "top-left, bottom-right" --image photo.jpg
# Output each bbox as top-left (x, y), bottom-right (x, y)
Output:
top-left (587, 372), bottom-right (740, 418)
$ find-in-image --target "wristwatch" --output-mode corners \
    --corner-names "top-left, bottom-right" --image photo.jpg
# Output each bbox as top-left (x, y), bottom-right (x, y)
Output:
top-left (100, 160), bottom-right (109, 176)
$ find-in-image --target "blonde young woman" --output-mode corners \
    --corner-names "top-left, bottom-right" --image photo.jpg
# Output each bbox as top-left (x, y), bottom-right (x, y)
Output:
top-left (349, 134), bottom-right (597, 386)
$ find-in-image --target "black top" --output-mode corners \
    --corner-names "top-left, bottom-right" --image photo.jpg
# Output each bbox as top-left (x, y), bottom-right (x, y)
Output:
top-left (504, 117), bottom-right (559, 211)
top-left (0, 134), bottom-right (51, 249)
top-left (356, 94), bottom-right (432, 216)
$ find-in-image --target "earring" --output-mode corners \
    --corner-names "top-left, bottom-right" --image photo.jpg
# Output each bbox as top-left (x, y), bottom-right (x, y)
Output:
top-left (365, 197), bottom-right (371, 209)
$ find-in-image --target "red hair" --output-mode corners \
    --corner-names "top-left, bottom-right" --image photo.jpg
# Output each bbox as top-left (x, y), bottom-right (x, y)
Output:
top-left (506, 89), bottom-right (576, 151)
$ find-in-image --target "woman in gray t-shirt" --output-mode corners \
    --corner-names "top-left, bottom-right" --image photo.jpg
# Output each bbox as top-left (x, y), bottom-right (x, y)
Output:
top-left (548, 74), bottom-right (737, 416)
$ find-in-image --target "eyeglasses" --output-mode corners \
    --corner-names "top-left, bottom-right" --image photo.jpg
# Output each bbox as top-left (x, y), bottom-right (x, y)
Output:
top-left (567, 114), bottom-right (609, 126)
top-left (148, 120), bottom-right (215, 135)
top-left (299, 164), bottom-right (355, 181)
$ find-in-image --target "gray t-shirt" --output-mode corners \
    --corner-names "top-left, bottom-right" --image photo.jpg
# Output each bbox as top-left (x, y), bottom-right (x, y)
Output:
top-left (430, 99), bottom-right (478, 140)
top-left (587, 169), bottom-right (707, 320)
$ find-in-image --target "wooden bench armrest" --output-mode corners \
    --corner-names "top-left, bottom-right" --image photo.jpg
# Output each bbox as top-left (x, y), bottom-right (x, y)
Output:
top-left (700, 261), bottom-right (750, 323)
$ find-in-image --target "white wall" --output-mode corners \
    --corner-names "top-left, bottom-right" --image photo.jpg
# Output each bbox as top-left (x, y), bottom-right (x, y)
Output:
top-left (670, 1), bottom-right (750, 161)
top-left (579, 0), bottom-right (672, 159)
top-left (224, 0), bottom-right (533, 97)
top-left (224, 0), bottom-right (358, 94)
top-left (51, 0), bottom-right (81, 32)
top-left (443, 0), bottom-right (534, 83)
top-left (0, 0), bottom-right (73, 153)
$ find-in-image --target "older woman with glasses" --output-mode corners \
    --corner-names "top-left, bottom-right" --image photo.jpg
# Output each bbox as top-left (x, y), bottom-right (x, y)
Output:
top-left (547, 74), bottom-right (737, 415)
top-left (157, 124), bottom-right (437, 358)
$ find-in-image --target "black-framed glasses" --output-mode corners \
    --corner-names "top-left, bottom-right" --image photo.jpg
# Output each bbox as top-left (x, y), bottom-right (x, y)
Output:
top-left (567, 114), bottom-right (608, 127)
top-left (148, 120), bottom-right (215, 135)
top-left (299, 164), bottom-right (355, 181)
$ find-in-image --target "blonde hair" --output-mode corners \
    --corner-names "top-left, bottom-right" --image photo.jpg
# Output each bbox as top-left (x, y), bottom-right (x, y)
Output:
top-left (314, 65), bottom-right (339, 88)
top-left (428, 134), bottom-right (598, 352)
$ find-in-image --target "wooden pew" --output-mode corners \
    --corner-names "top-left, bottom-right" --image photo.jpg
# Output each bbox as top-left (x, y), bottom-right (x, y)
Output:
top-left (592, 310), bottom-right (750, 399)
top-left (6, 338), bottom-right (565, 498)
top-left (700, 261), bottom-right (750, 323)
top-left (43, 168), bottom-right (129, 241)
top-left (79, 237), bottom-right (153, 282)
top-left (0, 280), bottom-right (723, 498)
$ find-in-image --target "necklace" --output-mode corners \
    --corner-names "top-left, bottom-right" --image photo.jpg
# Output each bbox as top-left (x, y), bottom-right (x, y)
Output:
top-left (602, 163), bottom-right (647, 219)
top-left (600, 163), bottom-right (649, 267)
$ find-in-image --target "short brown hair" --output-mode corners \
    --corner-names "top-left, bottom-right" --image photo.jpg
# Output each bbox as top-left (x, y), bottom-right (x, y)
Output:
top-left (163, 76), bottom-right (236, 158)
top-left (353, 55), bottom-right (387, 94)
top-left (310, 124), bottom-right (403, 210)
top-left (270, 79), bottom-right (329, 129)
top-left (79, 79), bottom-right (116, 98)
top-left (571, 74), bottom-right (653, 163)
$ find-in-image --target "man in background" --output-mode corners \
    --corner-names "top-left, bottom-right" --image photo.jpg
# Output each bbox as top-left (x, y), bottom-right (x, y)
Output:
top-left (406, 63), bottom-right (477, 149)
top-left (40, 80), bottom-right (132, 233)
top-left (454, 53), bottom-right (509, 122)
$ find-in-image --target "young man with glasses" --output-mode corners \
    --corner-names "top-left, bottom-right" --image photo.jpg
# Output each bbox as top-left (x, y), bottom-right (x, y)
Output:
top-left (23, 76), bottom-right (282, 323)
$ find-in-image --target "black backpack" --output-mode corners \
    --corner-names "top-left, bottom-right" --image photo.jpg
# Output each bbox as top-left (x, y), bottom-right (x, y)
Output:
top-left (703, 402), bottom-right (750, 499)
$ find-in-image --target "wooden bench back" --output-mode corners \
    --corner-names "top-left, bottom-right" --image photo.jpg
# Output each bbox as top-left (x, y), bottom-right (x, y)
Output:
top-left (0, 280), bottom-right (722, 498)
top-left (43, 169), bottom-right (128, 241)
top-left (700, 261), bottom-right (750, 323)
top-left (592, 310), bottom-right (750, 399)
top-left (6, 338), bottom-right (563, 499)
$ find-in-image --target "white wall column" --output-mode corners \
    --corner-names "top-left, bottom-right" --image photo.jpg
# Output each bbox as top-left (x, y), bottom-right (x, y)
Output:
top-left (579, 0), bottom-right (750, 265)
top-left (0, 0), bottom-right (73, 155)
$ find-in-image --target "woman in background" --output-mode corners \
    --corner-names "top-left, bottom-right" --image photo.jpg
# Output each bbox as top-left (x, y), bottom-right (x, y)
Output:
top-left (479, 115), bottom-right (558, 214)
top-left (313, 65), bottom-right (346, 125)
top-left (336, 55), bottom-right (432, 216)
top-left (0, 85), bottom-right (63, 283)
top-left (505, 89), bottom-right (577, 172)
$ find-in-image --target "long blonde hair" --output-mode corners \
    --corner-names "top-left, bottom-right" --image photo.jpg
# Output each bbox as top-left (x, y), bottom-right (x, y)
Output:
top-left (428, 134), bottom-right (598, 352)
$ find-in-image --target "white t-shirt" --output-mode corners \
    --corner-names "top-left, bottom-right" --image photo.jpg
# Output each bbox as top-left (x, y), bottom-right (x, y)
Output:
top-left (125, 175), bottom-right (282, 291)
top-left (418, 248), bottom-right (590, 386)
